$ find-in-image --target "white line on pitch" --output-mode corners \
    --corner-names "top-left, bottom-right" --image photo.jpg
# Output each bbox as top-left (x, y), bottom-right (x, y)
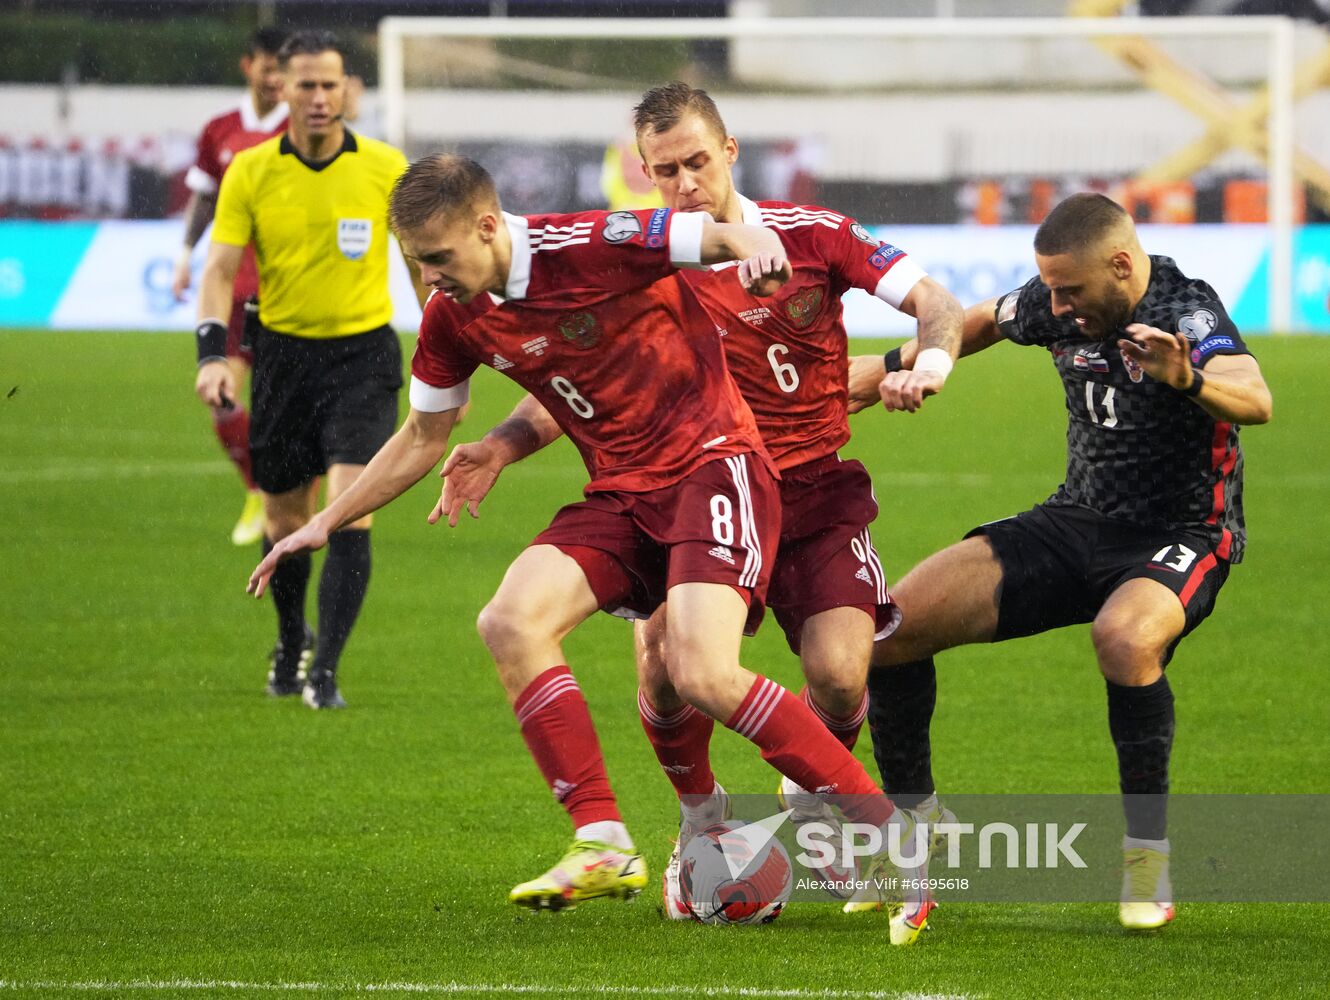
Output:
top-left (0, 980), bottom-right (974, 999)
top-left (0, 460), bottom-right (233, 484)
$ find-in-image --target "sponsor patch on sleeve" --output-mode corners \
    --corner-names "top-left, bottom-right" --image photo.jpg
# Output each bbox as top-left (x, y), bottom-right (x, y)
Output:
top-left (996, 291), bottom-right (1019, 326)
top-left (868, 243), bottom-right (905, 270)
top-left (1191, 334), bottom-right (1237, 364)
top-left (646, 207), bottom-right (670, 248)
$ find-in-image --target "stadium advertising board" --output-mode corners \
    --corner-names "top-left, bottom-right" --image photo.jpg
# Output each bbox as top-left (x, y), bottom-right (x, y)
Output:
top-left (2, 220), bottom-right (1328, 333)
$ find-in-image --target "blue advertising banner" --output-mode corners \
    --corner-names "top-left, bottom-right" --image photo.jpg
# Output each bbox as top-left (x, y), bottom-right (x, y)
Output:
top-left (3, 221), bottom-right (1328, 334)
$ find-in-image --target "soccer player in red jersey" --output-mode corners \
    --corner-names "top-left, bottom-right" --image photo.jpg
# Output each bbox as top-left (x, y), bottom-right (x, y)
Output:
top-left (174, 28), bottom-right (289, 546)
top-left (436, 85), bottom-right (962, 929)
top-left (247, 154), bottom-right (932, 944)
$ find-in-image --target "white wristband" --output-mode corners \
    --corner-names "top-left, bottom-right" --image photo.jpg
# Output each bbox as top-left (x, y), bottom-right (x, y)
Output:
top-left (914, 347), bottom-right (954, 381)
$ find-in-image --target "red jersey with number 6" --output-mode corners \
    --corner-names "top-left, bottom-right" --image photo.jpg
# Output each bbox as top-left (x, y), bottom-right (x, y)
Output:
top-left (682, 196), bottom-right (927, 470)
top-left (410, 207), bottom-right (771, 495)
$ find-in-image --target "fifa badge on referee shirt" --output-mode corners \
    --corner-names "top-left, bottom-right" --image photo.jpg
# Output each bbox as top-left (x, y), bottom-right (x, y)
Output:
top-left (338, 219), bottom-right (372, 261)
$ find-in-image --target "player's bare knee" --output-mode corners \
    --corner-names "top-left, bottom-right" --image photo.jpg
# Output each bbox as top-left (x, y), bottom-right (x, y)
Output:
top-left (635, 631), bottom-right (668, 683)
top-left (801, 654), bottom-right (866, 717)
top-left (476, 598), bottom-right (537, 660)
top-left (1092, 618), bottom-right (1167, 683)
top-left (636, 644), bottom-right (675, 706)
top-left (808, 675), bottom-right (864, 718)
top-left (665, 657), bottom-right (726, 712)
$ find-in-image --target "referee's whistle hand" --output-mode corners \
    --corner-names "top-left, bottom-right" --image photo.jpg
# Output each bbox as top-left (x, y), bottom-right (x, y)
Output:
top-left (195, 361), bottom-right (236, 410)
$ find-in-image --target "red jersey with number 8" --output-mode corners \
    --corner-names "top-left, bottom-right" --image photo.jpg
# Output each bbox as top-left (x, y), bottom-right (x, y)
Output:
top-left (411, 207), bottom-right (771, 495)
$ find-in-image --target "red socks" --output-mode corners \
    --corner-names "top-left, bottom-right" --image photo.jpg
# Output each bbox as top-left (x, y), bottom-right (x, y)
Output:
top-left (727, 675), bottom-right (893, 828)
top-left (638, 690), bottom-right (716, 797)
top-left (801, 686), bottom-right (869, 751)
top-left (212, 405), bottom-right (256, 491)
top-left (513, 666), bottom-right (621, 827)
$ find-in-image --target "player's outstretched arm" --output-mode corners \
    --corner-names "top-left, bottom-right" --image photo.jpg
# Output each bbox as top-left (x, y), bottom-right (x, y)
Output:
top-left (877, 276), bottom-right (965, 412)
top-left (172, 191), bottom-right (218, 300)
top-left (848, 297), bottom-right (1005, 414)
top-left (1120, 324), bottom-right (1273, 425)
top-left (193, 240), bottom-right (245, 408)
top-left (434, 394), bottom-right (564, 528)
top-left (699, 220), bottom-right (792, 296)
top-left (247, 407), bottom-right (460, 596)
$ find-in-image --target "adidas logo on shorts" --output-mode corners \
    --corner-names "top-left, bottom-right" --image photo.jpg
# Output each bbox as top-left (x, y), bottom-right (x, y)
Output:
top-left (708, 545), bottom-right (736, 566)
top-left (855, 566), bottom-right (872, 584)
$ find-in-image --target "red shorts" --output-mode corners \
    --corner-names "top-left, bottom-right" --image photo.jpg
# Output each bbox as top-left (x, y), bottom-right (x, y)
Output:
top-left (767, 454), bottom-right (900, 654)
top-left (226, 248), bottom-right (260, 362)
top-left (533, 452), bottom-right (780, 635)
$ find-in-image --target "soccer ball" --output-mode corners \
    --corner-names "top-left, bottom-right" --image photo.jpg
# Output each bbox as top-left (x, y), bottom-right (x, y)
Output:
top-left (678, 820), bottom-right (793, 925)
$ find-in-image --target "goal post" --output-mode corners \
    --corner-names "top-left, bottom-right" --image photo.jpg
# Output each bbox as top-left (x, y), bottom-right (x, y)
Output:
top-left (379, 14), bottom-right (1302, 332)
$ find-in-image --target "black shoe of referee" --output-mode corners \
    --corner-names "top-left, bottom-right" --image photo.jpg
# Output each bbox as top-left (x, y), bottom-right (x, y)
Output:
top-left (302, 669), bottom-right (346, 710)
top-left (265, 627), bottom-right (315, 697)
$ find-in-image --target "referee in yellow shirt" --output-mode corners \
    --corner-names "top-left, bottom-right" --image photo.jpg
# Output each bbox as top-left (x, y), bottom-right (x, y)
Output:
top-left (194, 30), bottom-right (426, 709)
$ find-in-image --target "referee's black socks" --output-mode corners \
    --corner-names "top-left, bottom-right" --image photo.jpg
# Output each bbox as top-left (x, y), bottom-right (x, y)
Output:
top-left (309, 528), bottom-right (372, 681)
top-left (1106, 675), bottom-right (1174, 842)
top-left (866, 657), bottom-right (938, 810)
top-left (264, 537), bottom-right (311, 655)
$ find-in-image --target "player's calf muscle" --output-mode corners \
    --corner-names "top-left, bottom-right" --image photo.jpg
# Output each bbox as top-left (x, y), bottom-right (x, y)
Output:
top-left (634, 632), bottom-right (681, 711)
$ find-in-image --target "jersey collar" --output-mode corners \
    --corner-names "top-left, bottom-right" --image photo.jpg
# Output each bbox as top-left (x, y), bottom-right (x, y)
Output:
top-left (496, 211), bottom-right (532, 302)
top-left (738, 192), bottom-right (762, 225)
top-left (241, 98), bottom-right (288, 133)
top-left (705, 192), bottom-right (760, 273)
top-left (1123, 254), bottom-right (1169, 328)
top-left (279, 129), bottom-right (357, 172)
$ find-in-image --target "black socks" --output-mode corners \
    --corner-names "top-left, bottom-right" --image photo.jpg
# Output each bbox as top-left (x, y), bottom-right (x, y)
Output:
top-left (264, 537), bottom-right (311, 654)
top-left (866, 657), bottom-right (938, 810)
top-left (308, 529), bottom-right (372, 681)
top-left (1107, 675), bottom-right (1175, 841)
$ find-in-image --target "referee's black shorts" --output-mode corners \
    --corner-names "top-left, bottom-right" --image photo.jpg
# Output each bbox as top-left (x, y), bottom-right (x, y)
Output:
top-left (249, 324), bottom-right (402, 495)
top-left (968, 502), bottom-right (1231, 665)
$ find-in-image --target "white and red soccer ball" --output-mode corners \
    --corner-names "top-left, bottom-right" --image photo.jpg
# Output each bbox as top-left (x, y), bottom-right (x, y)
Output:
top-left (678, 820), bottom-right (793, 925)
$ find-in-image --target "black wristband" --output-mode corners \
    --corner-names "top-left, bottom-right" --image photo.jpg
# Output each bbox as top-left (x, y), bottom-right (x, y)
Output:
top-left (1181, 369), bottom-right (1205, 398)
top-left (196, 320), bottom-right (228, 366)
top-left (884, 346), bottom-right (904, 373)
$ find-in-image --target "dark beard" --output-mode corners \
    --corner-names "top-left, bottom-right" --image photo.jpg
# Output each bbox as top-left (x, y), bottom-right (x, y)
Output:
top-left (1086, 288), bottom-right (1134, 340)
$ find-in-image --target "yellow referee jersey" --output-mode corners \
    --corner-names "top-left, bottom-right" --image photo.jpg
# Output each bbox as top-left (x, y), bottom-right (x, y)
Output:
top-left (212, 130), bottom-right (408, 339)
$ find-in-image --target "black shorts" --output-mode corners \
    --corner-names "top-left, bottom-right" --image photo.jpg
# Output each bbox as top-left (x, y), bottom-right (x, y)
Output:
top-left (969, 503), bottom-right (1231, 664)
top-left (249, 325), bottom-right (402, 495)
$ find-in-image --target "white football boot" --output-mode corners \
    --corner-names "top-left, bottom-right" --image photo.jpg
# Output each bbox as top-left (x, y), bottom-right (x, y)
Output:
top-left (662, 782), bottom-right (730, 920)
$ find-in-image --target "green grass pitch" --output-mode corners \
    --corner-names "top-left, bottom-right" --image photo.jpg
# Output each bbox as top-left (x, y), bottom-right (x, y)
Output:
top-left (1, 330), bottom-right (1328, 1000)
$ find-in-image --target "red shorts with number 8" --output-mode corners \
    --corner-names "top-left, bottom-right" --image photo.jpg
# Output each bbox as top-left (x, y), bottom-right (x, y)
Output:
top-left (533, 451), bottom-right (780, 635)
